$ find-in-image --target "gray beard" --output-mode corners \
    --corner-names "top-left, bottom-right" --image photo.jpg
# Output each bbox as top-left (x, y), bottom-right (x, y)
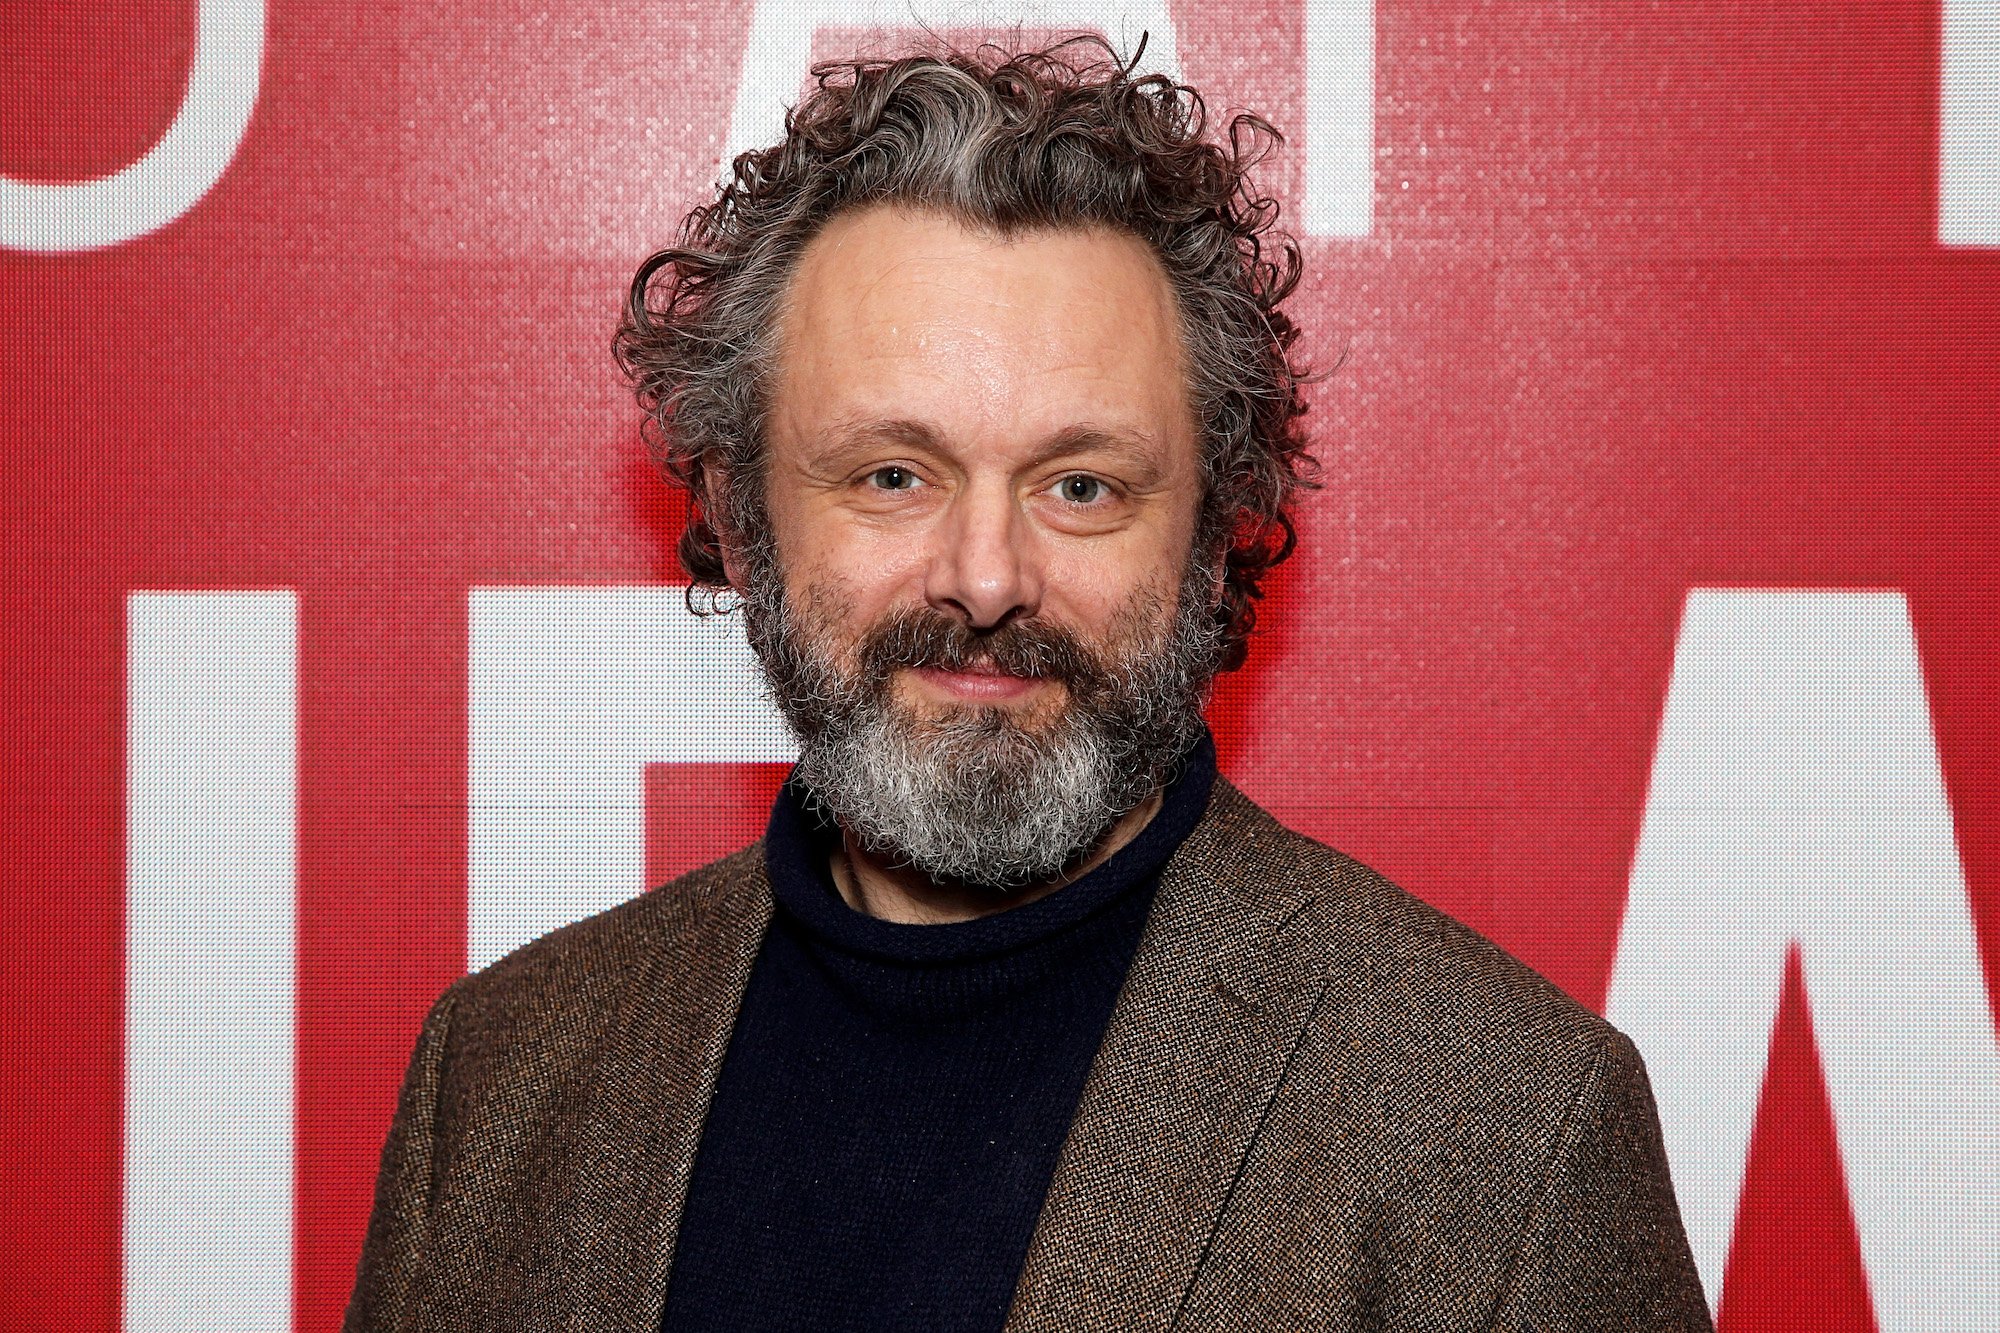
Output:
top-left (738, 546), bottom-right (1225, 891)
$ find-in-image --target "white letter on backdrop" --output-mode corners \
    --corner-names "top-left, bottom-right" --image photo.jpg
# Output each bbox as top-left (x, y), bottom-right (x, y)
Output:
top-left (1605, 589), bottom-right (2000, 1328)
top-left (1, 0), bottom-right (263, 253)
top-left (125, 590), bottom-right (295, 1333)
top-left (467, 587), bottom-right (793, 970)
top-left (1304, 0), bottom-right (1373, 237)
top-left (1942, 0), bottom-right (1999, 246)
top-left (721, 0), bottom-right (1181, 187)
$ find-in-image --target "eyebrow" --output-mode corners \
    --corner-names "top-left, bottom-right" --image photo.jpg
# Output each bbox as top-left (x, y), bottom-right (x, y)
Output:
top-left (815, 417), bottom-right (945, 458)
top-left (1024, 424), bottom-right (1167, 473)
top-left (814, 418), bottom-right (1167, 477)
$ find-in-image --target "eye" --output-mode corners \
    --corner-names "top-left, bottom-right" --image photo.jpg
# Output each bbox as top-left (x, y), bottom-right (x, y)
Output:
top-left (1054, 473), bottom-right (1108, 505)
top-left (867, 465), bottom-right (923, 491)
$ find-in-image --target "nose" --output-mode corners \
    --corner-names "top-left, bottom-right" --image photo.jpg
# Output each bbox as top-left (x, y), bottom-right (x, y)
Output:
top-left (923, 483), bottom-right (1043, 630)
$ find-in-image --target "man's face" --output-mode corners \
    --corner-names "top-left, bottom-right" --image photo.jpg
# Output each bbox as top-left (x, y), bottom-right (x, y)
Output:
top-left (739, 205), bottom-right (1216, 887)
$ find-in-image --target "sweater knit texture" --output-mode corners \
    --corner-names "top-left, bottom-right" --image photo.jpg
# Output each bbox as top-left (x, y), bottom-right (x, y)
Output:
top-left (656, 736), bottom-right (1217, 1332)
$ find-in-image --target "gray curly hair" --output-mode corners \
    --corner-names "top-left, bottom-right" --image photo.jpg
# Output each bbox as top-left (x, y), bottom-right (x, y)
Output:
top-left (615, 35), bottom-right (1315, 671)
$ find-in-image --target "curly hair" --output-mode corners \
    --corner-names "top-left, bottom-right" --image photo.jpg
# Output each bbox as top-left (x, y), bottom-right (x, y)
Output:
top-left (616, 35), bottom-right (1315, 671)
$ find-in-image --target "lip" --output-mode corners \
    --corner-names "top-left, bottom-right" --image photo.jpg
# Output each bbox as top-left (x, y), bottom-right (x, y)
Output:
top-left (908, 664), bottom-right (1046, 702)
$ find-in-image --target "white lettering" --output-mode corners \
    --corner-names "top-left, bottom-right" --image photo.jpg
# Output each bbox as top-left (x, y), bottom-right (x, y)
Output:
top-left (1304, 0), bottom-right (1373, 237)
top-left (1, 0), bottom-right (264, 253)
top-left (125, 590), bottom-right (295, 1333)
top-left (467, 587), bottom-right (793, 970)
top-left (1605, 589), bottom-right (2000, 1327)
top-left (1943, 0), bottom-right (2000, 246)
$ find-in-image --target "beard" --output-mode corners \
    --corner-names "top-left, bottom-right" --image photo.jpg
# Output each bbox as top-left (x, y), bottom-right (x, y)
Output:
top-left (737, 543), bottom-right (1226, 891)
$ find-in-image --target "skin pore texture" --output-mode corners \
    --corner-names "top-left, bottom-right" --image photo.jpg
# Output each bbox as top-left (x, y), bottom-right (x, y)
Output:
top-left (744, 205), bottom-right (1208, 925)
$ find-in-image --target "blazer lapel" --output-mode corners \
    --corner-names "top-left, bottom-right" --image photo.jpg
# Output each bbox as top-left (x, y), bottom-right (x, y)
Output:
top-left (1005, 781), bottom-right (1335, 1332)
top-left (548, 850), bottom-right (775, 1332)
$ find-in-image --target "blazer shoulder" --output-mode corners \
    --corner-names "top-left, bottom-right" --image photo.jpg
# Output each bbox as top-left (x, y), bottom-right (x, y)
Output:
top-left (450, 841), bottom-right (770, 1037)
top-left (398, 842), bottom-right (772, 1192)
top-left (1175, 786), bottom-right (1705, 1327)
top-left (1205, 781), bottom-right (1619, 1084)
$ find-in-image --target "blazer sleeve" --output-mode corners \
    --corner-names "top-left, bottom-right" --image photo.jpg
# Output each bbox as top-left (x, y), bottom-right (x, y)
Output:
top-left (344, 983), bottom-right (464, 1333)
top-left (1489, 1030), bottom-right (1715, 1332)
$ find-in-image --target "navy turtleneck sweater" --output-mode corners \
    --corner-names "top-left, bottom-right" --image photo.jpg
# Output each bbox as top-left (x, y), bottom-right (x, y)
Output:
top-left (658, 735), bottom-right (1217, 1333)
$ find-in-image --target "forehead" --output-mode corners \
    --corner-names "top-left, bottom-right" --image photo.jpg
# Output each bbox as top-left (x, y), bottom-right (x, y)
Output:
top-left (770, 206), bottom-right (1196, 465)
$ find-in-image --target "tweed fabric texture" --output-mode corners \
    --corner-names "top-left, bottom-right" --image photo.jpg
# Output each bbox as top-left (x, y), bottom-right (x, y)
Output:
top-left (346, 780), bottom-right (1710, 1332)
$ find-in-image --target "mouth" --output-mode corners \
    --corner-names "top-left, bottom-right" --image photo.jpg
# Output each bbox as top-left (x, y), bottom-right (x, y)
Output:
top-left (906, 661), bottom-right (1047, 703)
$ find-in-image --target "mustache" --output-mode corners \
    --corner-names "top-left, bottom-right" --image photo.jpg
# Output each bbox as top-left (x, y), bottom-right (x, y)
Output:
top-left (854, 606), bottom-right (1106, 689)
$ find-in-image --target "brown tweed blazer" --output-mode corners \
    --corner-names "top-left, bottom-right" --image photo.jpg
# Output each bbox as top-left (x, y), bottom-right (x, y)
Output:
top-left (347, 779), bottom-right (1712, 1331)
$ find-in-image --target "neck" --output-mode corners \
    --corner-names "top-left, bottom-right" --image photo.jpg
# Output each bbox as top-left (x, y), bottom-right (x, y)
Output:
top-left (828, 789), bottom-right (1166, 925)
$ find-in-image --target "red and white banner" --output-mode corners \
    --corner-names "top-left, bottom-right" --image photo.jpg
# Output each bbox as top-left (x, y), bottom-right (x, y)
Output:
top-left (4, 3), bottom-right (1996, 1329)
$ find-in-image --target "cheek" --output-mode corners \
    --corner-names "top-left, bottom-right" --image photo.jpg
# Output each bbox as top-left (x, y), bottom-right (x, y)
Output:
top-left (797, 528), bottom-right (928, 621)
top-left (783, 545), bottom-right (923, 670)
top-left (1043, 539), bottom-right (1184, 642)
top-left (1060, 498), bottom-right (1198, 594)
top-left (767, 495), bottom-right (917, 608)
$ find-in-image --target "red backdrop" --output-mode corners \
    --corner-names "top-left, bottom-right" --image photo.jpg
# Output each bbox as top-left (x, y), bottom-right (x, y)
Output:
top-left (4, 3), bottom-right (1996, 1330)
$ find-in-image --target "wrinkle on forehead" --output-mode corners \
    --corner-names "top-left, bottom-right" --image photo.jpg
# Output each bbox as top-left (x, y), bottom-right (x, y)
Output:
top-left (770, 205), bottom-right (1197, 464)
top-left (777, 204), bottom-right (1189, 380)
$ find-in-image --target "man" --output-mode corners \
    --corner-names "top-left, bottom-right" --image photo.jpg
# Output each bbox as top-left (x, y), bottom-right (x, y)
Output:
top-left (348, 40), bottom-right (1710, 1332)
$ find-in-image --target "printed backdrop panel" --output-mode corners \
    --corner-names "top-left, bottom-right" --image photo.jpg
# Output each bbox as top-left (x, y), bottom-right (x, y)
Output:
top-left (3, 2), bottom-right (1996, 1330)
